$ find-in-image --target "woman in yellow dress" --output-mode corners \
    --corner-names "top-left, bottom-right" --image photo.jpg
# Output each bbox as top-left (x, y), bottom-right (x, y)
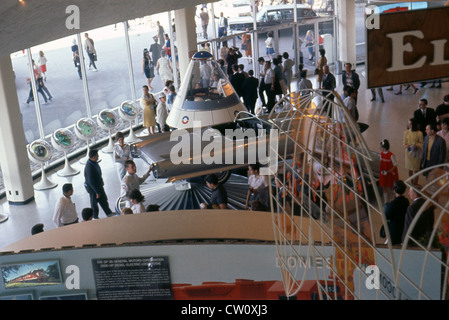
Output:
top-left (317, 48), bottom-right (327, 88)
top-left (403, 117), bottom-right (423, 186)
top-left (140, 85), bottom-right (156, 135)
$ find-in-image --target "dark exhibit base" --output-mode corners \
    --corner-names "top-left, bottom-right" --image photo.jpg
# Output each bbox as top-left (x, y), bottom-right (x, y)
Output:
top-left (116, 173), bottom-right (250, 214)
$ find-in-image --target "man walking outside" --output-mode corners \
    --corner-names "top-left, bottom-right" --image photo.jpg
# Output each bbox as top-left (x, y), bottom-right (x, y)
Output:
top-left (217, 12), bottom-right (228, 48)
top-left (84, 33), bottom-right (98, 71)
top-left (200, 7), bottom-right (210, 40)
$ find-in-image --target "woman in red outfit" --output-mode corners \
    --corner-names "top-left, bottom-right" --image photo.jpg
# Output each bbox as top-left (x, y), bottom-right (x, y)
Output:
top-left (379, 139), bottom-right (399, 204)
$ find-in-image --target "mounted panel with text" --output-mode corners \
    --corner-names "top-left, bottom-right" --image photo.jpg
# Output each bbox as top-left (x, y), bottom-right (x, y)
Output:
top-left (367, 6), bottom-right (449, 89)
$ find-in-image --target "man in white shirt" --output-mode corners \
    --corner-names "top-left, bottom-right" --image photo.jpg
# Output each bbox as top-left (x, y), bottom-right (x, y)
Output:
top-left (120, 160), bottom-right (154, 207)
top-left (246, 163), bottom-right (268, 209)
top-left (53, 183), bottom-right (79, 227)
top-left (298, 70), bottom-right (313, 96)
top-left (263, 61), bottom-right (276, 113)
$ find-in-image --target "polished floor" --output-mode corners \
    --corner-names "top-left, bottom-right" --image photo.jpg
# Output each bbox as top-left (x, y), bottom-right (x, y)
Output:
top-left (0, 64), bottom-right (447, 250)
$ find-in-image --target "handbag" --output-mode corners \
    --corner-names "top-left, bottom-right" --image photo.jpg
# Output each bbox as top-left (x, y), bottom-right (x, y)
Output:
top-left (314, 68), bottom-right (320, 75)
top-left (409, 144), bottom-right (423, 159)
top-left (93, 53), bottom-right (97, 61)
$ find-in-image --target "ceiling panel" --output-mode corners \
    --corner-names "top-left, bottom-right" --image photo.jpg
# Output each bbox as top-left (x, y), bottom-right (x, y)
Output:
top-left (0, 0), bottom-right (212, 57)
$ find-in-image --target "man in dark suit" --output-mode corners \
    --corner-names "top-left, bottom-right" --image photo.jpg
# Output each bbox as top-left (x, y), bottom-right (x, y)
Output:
top-left (401, 186), bottom-right (434, 244)
top-left (321, 65), bottom-right (336, 116)
top-left (413, 98), bottom-right (437, 135)
top-left (436, 94), bottom-right (449, 125)
top-left (149, 36), bottom-right (162, 64)
top-left (84, 149), bottom-right (114, 219)
top-left (421, 123), bottom-right (446, 178)
top-left (321, 65), bottom-right (336, 99)
top-left (226, 47), bottom-right (242, 78)
top-left (230, 64), bottom-right (245, 99)
top-left (242, 70), bottom-right (259, 114)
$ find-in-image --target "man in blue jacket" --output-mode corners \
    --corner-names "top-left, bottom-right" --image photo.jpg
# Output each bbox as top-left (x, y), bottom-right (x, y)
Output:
top-left (84, 149), bottom-right (115, 219)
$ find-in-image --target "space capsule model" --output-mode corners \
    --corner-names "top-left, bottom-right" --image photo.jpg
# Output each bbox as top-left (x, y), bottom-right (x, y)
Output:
top-left (166, 50), bottom-right (247, 129)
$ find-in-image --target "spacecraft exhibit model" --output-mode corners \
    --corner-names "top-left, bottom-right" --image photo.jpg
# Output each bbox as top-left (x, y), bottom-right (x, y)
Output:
top-left (134, 51), bottom-right (293, 184)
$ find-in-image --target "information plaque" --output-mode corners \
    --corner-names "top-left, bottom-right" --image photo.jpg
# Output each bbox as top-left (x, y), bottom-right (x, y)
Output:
top-left (92, 256), bottom-right (173, 300)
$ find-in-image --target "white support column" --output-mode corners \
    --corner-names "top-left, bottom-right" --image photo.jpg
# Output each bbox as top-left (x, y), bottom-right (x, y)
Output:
top-left (0, 55), bottom-right (34, 204)
top-left (174, 7), bottom-right (198, 81)
top-left (337, 0), bottom-right (356, 67)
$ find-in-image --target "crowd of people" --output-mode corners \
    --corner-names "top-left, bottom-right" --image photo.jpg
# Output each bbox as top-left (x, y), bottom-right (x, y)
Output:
top-left (376, 95), bottom-right (449, 246)
top-left (45, 145), bottom-right (271, 235)
top-left (26, 6), bottom-right (447, 248)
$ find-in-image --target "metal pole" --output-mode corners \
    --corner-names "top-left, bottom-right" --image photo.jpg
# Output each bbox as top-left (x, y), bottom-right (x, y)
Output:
top-left (124, 20), bottom-right (137, 102)
top-left (251, 0), bottom-right (259, 78)
top-left (294, 0), bottom-right (299, 76)
top-left (76, 33), bottom-right (92, 119)
top-left (26, 49), bottom-right (45, 139)
top-left (167, 11), bottom-right (179, 89)
top-left (210, 3), bottom-right (218, 59)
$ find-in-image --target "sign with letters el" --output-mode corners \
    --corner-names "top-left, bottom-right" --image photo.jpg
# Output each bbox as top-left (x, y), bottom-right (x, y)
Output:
top-left (367, 7), bottom-right (449, 88)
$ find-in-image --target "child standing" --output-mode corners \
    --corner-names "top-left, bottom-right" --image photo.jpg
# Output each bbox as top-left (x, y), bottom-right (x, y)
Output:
top-left (379, 139), bottom-right (399, 204)
top-left (265, 32), bottom-right (275, 61)
top-left (129, 189), bottom-right (146, 214)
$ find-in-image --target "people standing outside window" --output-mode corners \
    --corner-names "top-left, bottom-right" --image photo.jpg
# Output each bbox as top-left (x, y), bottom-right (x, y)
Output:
top-left (217, 12), bottom-right (228, 48)
top-left (200, 7), bottom-right (210, 40)
top-left (84, 33), bottom-right (98, 71)
top-left (156, 21), bottom-right (165, 45)
top-left (265, 32), bottom-right (275, 61)
top-left (38, 50), bottom-right (48, 81)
